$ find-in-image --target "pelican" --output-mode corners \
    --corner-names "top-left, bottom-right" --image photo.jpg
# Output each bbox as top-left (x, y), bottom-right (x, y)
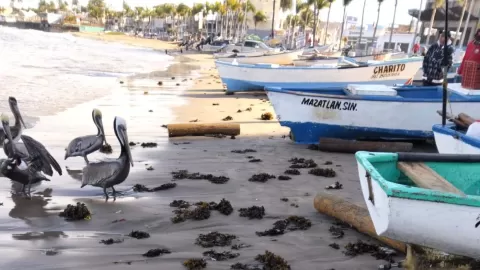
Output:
top-left (1, 114), bottom-right (62, 196)
top-left (81, 116), bottom-right (133, 201)
top-left (65, 109), bottom-right (107, 164)
top-left (0, 97), bottom-right (27, 145)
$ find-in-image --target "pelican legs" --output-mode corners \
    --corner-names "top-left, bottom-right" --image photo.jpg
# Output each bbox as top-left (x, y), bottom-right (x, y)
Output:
top-left (84, 155), bottom-right (89, 165)
top-left (103, 186), bottom-right (109, 202)
top-left (103, 187), bottom-right (117, 202)
top-left (112, 187), bottom-right (116, 202)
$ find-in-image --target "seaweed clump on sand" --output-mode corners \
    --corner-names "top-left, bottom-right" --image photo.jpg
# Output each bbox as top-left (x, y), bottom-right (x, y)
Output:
top-left (133, 183), bottom-right (177, 192)
top-left (230, 263), bottom-right (262, 270)
top-left (203, 250), bottom-right (239, 261)
top-left (278, 175), bottom-right (291, 181)
top-left (231, 149), bottom-right (257, 154)
top-left (195, 231), bottom-right (237, 248)
top-left (260, 112), bottom-right (273, 120)
top-left (238, 206), bottom-right (265, 219)
top-left (59, 202), bottom-right (91, 221)
top-left (142, 248), bottom-right (171, 257)
top-left (248, 173), bottom-right (276, 183)
top-left (329, 226), bottom-right (345, 239)
top-left (284, 169), bottom-right (300, 175)
top-left (344, 240), bottom-right (395, 262)
top-left (212, 198), bottom-right (234, 215)
top-left (99, 238), bottom-right (123, 245)
top-left (222, 116), bottom-right (233, 121)
top-left (170, 200), bottom-right (190, 208)
top-left (171, 202), bottom-right (211, 223)
top-left (140, 142), bottom-right (158, 148)
top-left (128, 230), bottom-right (150, 239)
top-left (255, 250), bottom-right (291, 270)
top-left (309, 168), bottom-right (336, 177)
top-left (183, 258), bottom-right (207, 270)
top-left (99, 143), bottom-right (113, 154)
top-left (171, 170), bottom-right (230, 184)
top-left (288, 158), bottom-right (317, 169)
top-left (256, 216), bottom-right (312, 237)
top-left (326, 182), bottom-right (343, 190)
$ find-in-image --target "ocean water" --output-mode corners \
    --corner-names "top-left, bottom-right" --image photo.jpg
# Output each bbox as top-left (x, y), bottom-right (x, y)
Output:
top-left (0, 27), bottom-right (197, 220)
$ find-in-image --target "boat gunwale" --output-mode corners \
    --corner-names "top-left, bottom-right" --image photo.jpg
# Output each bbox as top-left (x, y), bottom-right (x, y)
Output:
top-left (215, 49), bottom-right (304, 59)
top-left (214, 57), bottom-right (423, 70)
top-left (265, 86), bottom-right (480, 103)
top-left (355, 151), bottom-right (480, 207)
top-left (433, 123), bottom-right (480, 149)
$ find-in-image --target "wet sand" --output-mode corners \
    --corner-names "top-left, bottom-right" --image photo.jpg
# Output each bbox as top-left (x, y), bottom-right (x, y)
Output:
top-left (0, 53), bottom-right (406, 269)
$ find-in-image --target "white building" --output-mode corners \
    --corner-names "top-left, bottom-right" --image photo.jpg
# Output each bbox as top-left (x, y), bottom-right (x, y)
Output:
top-left (246, 0), bottom-right (295, 37)
top-left (345, 24), bottom-right (415, 53)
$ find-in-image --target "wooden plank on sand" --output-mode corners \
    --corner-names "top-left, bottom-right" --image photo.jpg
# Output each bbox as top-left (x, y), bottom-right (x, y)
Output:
top-left (397, 162), bottom-right (465, 196)
top-left (317, 138), bottom-right (413, 153)
top-left (167, 123), bottom-right (240, 137)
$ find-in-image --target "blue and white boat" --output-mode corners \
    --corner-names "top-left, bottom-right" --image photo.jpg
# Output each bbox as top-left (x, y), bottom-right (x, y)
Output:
top-left (216, 57), bottom-right (423, 93)
top-left (265, 83), bottom-right (480, 144)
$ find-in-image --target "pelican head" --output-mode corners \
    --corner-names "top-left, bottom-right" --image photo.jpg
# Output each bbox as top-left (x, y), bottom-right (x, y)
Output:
top-left (8, 97), bottom-right (26, 129)
top-left (1, 114), bottom-right (12, 142)
top-left (114, 116), bottom-right (133, 167)
top-left (92, 109), bottom-right (107, 144)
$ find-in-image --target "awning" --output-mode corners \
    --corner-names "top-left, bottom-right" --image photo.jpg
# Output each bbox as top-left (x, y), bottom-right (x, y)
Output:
top-left (408, 7), bottom-right (478, 22)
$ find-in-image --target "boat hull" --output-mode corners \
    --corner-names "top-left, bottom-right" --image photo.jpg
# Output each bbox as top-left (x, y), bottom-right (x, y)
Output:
top-left (216, 50), bottom-right (304, 65)
top-left (356, 153), bottom-right (480, 259)
top-left (265, 88), bottom-right (480, 144)
top-left (433, 124), bottom-right (480, 154)
top-left (216, 58), bottom-right (423, 93)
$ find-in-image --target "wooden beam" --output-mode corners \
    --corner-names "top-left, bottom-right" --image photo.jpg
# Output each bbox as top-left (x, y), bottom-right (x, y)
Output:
top-left (397, 162), bottom-right (465, 196)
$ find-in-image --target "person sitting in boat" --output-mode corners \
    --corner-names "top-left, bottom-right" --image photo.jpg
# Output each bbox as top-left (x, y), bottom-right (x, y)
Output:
top-left (457, 29), bottom-right (480, 77)
top-left (422, 30), bottom-right (454, 86)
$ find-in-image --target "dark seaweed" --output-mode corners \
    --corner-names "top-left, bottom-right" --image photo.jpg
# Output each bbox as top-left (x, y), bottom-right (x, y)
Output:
top-left (59, 202), bottom-right (91, 221)
top-left (326, 182), bottom-right (343, 190)
top-left (329, 243), bottom-right (340, 249)
top-left (284, 169), bottom-right (300, 175)
top-left (171, 203), bottom-right (211, 223)
top-left (256, 216), bottom-right (312, 237)
top-left (329, 226), bottom-right (345, 239)
top-left (183, 258), bottom-right (207, 270)
top-left (231, 263), bottom-right (262, 270)
top-left (231, 243), bottom-right (252, 250)
top-left (278, 175), bottom-right (292, 181)
top-left (99, 144), bottom-right (112, 154)
top-left (309, 168), bottom-right (336, 177)
top-left (128, 230), bottom-right (150, 239)
top-left (280, 197), bottom-right (289, 202)
top-left (170, 200), bottom-right (190, 208)
top-left (249, 159), bottom-right (262, 163)
top-left (344, 240), bottom-right (395, 262)
top-left (255, 250), bottom-right (291, 270)
top-left (248, 173), bottom-right (276, 183)
top-left (195, 231), bottom-right (237, 248)
top-left (288, 158), bottom-right (317, 168)
top-left (140, 142), bottom-right (158, 148)
top-left (231, 149), bottom-right (257, 154)
top-left (171, 170), bottom-right (229, 184)
top-left (142, 248), bottom-right (171, 257)
top-left (99, 238), bottom-right (123, 245)
top-left (133, 183), bottom-right (177, 192)
top-left (203, 250), bottom-right (239, 261)
top-left (222, 116), bottom-right (233, 121)
top-left (239, 206), bottom-right (265, 219)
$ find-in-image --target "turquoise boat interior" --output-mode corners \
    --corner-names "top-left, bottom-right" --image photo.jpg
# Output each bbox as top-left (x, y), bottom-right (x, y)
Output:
top-left (355, 151), bottom-right (480, 207)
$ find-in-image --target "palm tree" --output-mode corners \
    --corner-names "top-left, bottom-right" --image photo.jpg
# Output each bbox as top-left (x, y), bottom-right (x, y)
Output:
top-left (459, 0), bottom-right (473, 46)
top-left (323, 0), bottom-right (335, 45)
top-left (387, 0), bottom-right (398, 50)
top-left (453, 0), bottom-right (467, 46)
top-left (338, 0), bottom-right (352, 49)
top-left (371, 0), bottom-right (384, 52)
top-left (253, 10), bottom-right (267, 31)
top-left (425, 0), bottom-right (445, 45)
top-left (357, 0), bottom-right (366, 51)
top-left (280, 0), bottom-right (293, 46)
top-left (240, 0), bottom-right (255, 40)
top-left (191, 3), bottom-right (204, 35)
top-left (176, 3), bottom-right (191, 38)
top-left (307, 0), bottom-right (329, 46)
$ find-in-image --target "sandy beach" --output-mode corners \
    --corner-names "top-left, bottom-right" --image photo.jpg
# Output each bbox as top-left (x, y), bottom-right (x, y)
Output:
top-left (0, 32), bottom-right (406, 270)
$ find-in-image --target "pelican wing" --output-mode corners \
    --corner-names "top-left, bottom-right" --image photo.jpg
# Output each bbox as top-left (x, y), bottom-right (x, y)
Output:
top-left (65, 135), bottom-right (100, 157)
top-left (20, 135), bottom-right (62, 176)
top-left (81, 160), bottom-right (121, 187)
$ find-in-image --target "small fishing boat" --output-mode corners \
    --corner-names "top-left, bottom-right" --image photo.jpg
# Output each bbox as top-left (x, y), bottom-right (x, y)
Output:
top-left (293, 52), bottom-right (408, 66)
top-left (265, 83), bottom-right (480, 144)
top-left (412, 62), bottom-right (461, 84)
top-left (216, 57), bottom-right (423, 93)
top-left (214, 49), bottom-right (304, 65)
top-left (355, 151), bottom-right (480, 259)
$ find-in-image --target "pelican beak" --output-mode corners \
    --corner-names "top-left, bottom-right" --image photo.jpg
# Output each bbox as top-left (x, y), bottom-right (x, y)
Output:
top-left (95, 114), bottom-right (107, 144)
top-left (9, 97), bottom-right (26, 128)
top-left (1, 115), bottom-right (12, 142)
top-left (81, 183), bottom-right (87, 188)
top-left (120, 128), bottom-right (133, 167)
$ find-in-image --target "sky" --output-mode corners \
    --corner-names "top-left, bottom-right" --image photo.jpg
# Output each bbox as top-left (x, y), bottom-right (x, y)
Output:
top-left (4, 0), bottom-right (425, 27)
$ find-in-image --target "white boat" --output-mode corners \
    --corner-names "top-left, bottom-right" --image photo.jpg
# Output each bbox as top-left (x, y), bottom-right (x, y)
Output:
top-left (355, 151), bottom-right (480, 259)
top-left (294, 52), bottom-right (408, 66)
top-left (215, 49), bottom-right (304, 65)
top-left (264, 83), bottom-right (480, 144)
top-left (216, 57), bottom-right (423, 93)
top-left (216, 39), bottom-right (280, 54)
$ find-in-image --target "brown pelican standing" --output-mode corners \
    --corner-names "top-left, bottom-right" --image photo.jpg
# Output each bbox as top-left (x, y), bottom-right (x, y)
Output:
top-left (81, 116), bottom-right (133, 201)
top-left (0, 97), bottom-right (26, 146)
top-left (65, 109), bottom-right (107, 164)
top-left (1, 114), bottom-right (62, 196)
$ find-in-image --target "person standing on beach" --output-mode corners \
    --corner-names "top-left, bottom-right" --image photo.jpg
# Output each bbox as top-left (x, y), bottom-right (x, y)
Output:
top-left (422, 30), bottom-right (454, 86)
top-left (457, 29), bottom-right (480, 77)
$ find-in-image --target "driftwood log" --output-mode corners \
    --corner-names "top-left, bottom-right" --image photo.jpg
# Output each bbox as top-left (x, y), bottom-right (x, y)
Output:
top-left (313, 192), bottom-right (406, 252)
top-left (167, 123), bottom-right (240, 137)
top-left (317, 138), bottom-right (413, 153)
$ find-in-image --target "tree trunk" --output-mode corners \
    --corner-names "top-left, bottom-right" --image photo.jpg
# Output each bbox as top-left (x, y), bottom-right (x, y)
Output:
top-left (453, 0), bottom-right (468, 47)
top-left (358, 0), bottom-right (367, 52)
top-left (339, 5), bottom-right (347, 49)
top-left (459, 0), bottom-right (474, 47)
top-left (425, 7), bottom-right (437, 45)
top-left (312, 4), bottom-right (317, 46)
top-left (371, 3), bottom-right (381, 53)
top-left (388, 0), bottom-right (397, 50)
top-left (323, 3), bottom-right (332, 45)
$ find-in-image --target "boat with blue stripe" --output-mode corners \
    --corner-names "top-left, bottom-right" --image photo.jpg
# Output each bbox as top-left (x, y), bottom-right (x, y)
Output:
top-left (265, 83), bottom-right (480, 144)
top-left (216, 57), bottom-right (423, 93)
